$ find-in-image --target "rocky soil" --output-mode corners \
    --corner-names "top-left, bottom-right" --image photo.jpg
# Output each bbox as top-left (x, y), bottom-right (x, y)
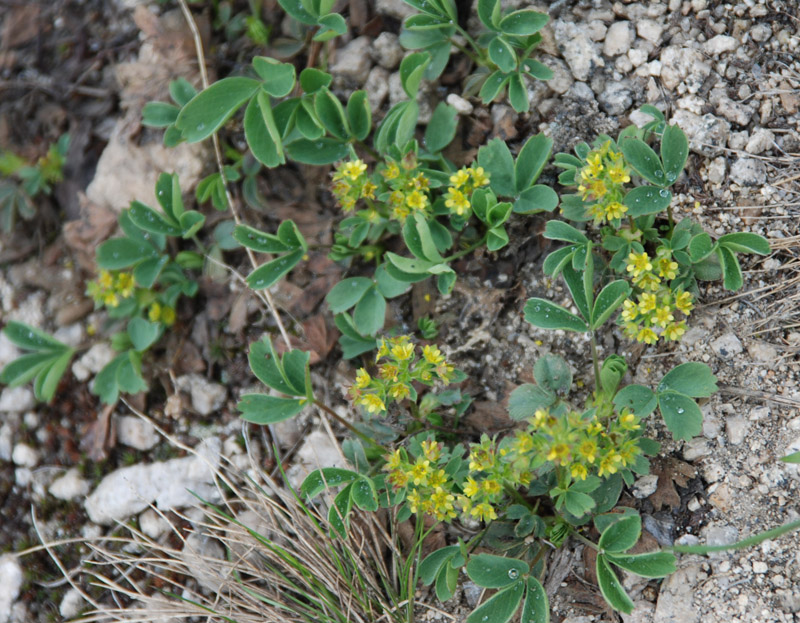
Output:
top-left (0, 0), bottom-right (798, 621)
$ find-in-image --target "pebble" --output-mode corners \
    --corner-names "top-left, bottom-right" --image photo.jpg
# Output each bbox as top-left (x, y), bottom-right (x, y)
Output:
top-left (72, 343), bottom-right (115, 382)
top-left (598, 80), bottom-right (633, 115)
top-left (180, 532), bottom-right (229, 592)
top-left (753, 561), bottom-right (768, 574)
top-left (117, 415), bottom-right (159, 451)
top-left (703, 34), bottom-right (739, 55)
top-left (58, 588), bottom-right (84, 619)
top-left (0, 555), bottom-right (23, 623)
top-left (604, 21), bottom-right (634, 56)
top-left (750, 24), bottom-right (772, 43)
top-left (706, 156), bottom-right (727, 184)
top-left (285, 430), bottom-right (347, 490)
top-left (11, 443), bottom-right (38, 468)
top-left (543, 56), bottom-right (574, 94)
top-left (553, 19), bottom-right (603, 82)
top-left (175, 374), bottom-right (227, 416)
top-left (672, 110), bottom-right (730, 157)
top-left (716, 96), bottom-right (753, 126)
top-left (49, 468), bottom-right (90, 501)
top-left (446, 93), bottom-right (473, 115)
top-left (654, 563), bottom-right (702, 622)
top-left (637, 19), bottom-right (665, 43)
top-left (725, 417), bottom-right (748, 445)
top-left (683, 438), bottom-right (712, 460)
top-left (375, 0), bottom-right (415, 20)
top-left (370, 32), bottom-right (403, 70)
top-left (139, 508), bottom-right (171, 538)
top-left (729, 157), bottom-right (768, 186)
top-left (329, 36), bottom-right (373, 85)
top-left (364, 67), bottom-right (390, 112)
top-left (631, 474), bottom-right (659, 499)
top-left (659, 46), bottom-right (710, 92)
top-left (0, 424), bottom-right (12, 462)
top-left (745, 128), bottom-right (775, 154)
top-left (711, 332), bottom-right (744, 358)
top-left (0, 387), bottom-right (34, 414)
top-left (462, 581), bottom-right (483, 609)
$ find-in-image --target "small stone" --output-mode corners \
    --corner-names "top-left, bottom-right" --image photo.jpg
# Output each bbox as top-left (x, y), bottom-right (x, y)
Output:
top-left (139, 508), bottom-right (170, 539)
top-left (553, 19), bottom-right (603, 82)
top-left (72, 343), bottom-right (116, 382)
top-left (716, 96), bottom-right (753, 126)
top-left (542, 56), bottom-right (574, 94)
top-left (628, 48), bottom-right (648, 67)
top-left (462, 581), bottom-right (483, 609)
top-left (371, 32), bottom-right (403, 70)
top-left (0, 387), bottom-right (34, 414)
top-left (181, 533), bottom-right (230, 593)
top-left (749, 406), bottom-right (770, 421)
top-left (0, 555), bottom-right (23, 623)
top-left (604, 21), bottom-right (634, 56)
top-left (632, 474), bottom-right (659, 499)
top-left (745, 128), bottom-right (775, 154)
top-left (598, 80), bottom-right (634, 115)
top-left (59, 588), bottom-right (84, 619)
top-left (725, 417), bottom-right (748, 445)
top-left (11, 443), bottom-right (38, 468)
top-left (672, 110), bottom-right (730, 157)
top-left (703, 34), bottom-right (739, 55)
top-left (637, 19), bottom-right (664, 43)
top-left (364, 67), bottom-right (389, 112)
top-left (329, 37), bottom-right (372, 85)
top-left (702, 523), bottom-right (739, 547)
top-left (709, 483), bottom-right (733, 511)
top-left (446, 93), bottom-right (473, 115)
top-left (706, 156), bottom-right (727, 184)
top-left (683, 438), bottom-right (712, 461)
top-left (687, 496), bottom-right (702, 512)
top-left (49, 468), bottom-right (90, 501)
top-left (286, 430), bottom-right (346, 490)
top-left (375, 0), bottom-right (415, 20)
top-left (0, 424), bottom-right (12, 462)
top-left (117, 415), bottom-right (159, 451)
top-left (660, 46), bottom-right (711, 92)
top-left (753, 561), bottom-right (768, 574)
top-left (711, 332), bottom-right (743, 359)
top-left (750, 24), bottom-right (772, 43)
top-left (654, 563), bottom-right (702, 622)
top-left (175, 374), bottom-right (227, 416)
top-left (729, 158), bottom-right (768, 186)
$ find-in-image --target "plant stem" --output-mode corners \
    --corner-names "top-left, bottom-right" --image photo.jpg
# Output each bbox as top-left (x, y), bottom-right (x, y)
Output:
top-left (667, 202), bottom-right (674, 234)
top-left (443, 233), bottom-right (488, 263)
top-left (449, 37), bottom-right (482, 65)
top-left (313, 400), bottom-right (384, 451)
top-left (569, 528), bottom-right (599, 551)
top-left (454, 25), bottom-right (486, 64)
top-left (589, 331), bottom-right (601, 392)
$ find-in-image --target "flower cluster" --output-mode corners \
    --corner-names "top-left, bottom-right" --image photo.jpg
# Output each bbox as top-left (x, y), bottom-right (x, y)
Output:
top-left (348, 336), bottom-right (455, 415)
top-left (384, 439), bottom-right (458, 521)
top-left (621, 249), bottom-right (693, 344)
top-left (443, 165), bottom-right (489, 217)
top-left (380, 155), bottom-right (431, 222)
top-left (147, 301), bottom-right (176, 326)
top-left (331, 158), bottom-right (377, 213)
top-left (576, 140), bottom-right (631, 225)
top-left (87, 270), bottom-right (136, 308)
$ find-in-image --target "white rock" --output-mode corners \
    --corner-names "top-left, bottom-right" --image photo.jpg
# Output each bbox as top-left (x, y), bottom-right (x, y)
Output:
top-left (683, 438), bottom-right (712, 461)
top-left (181, 533), bottom-right (230, 593)
top-left (53, 324), bottom-right (83, 348)
top-left (730, 158), bottom-right (767, 186)
top-left (725, 417), bottom-right (748, 445)
top-left (375, 0), bottom-right (415, 20)
top-left (542, 56), bottom-right (574, 94)
top-left (11, 443), bottom-right (38, 468)
top-left (598, 81), bottom-right (633, 115)
top-left (329, 36), bottom-right (372, 85)
top-left (117, 415), bottom-right (159, 451)
top-left (636, 19), bottom-right (664, 43)
top-left (728, 130), bottom-right (749, 150)
top-left (710, 332), bottom-right (743, 358)
top-left (0, 387), bottom-right (34, 414)
top-left (632, 474), bottom-right (659, 499)
top-left (716, 96), bottom-right (753, 126)
top-left (604, 21), bottom-right (634, 56)
top-left (553, 19), bottom-right (603, 82)
top-left (0, 333), bottom-right (20, 371)
top-left (139, 508), bottom-right (171, 539)
top-left (659, 46), bottom-right (711, 92)
top-left (0, 555), bottom-right (23, 623)
top-left (703, 35), bottom-right (738, 55)
top-left (371, 32), bottom-right (403, 70)
top-left (628, 48), bottom-right (648, 67)
top-left (753, 561), bottom-right (768, 574)
top-left (654, 563), bottom-right (702, 623)
top-left (706, 156), bottom-right (727, 184)
top-left (72, 343), bottom-right (115, 382)
top-left (0, 424), bottom-right (12, 462)
top-left (745, 128), bottom-right (775, 154)
top-left (749, 406), bottom-right (770, 421)
top-left (175, 374), bottom-right (226, 416)
top-left (622, 600), bottom-right (655, 623)
top-left (672, 110), bottom-right (730, 157)
top-left (750, 24), bottom-right (772, 43)
top-left (364, 66), bottom-right (390, 112)
top-left (59, 587), bottom-right (84, 619)
top-left (286, 430), bottom-right (346, 490)
top-left (446, 93), bottom-right (473, 115)
top-left (49, 468), bottom-right (90, 501)
top-left (84, 437), bottom-right (222, 524)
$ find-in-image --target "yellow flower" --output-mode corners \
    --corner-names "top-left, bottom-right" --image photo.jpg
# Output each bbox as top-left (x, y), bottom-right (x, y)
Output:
top-left (653, 306), bottom-right (674, 328)
top-left (148, 302), bottom-right (162, 322)
top-left (359, 394), bottom-right (386, 414)
top-left (470, 502), bottom-right (498, 522)
top-left (607, 161), bottom-right (631, 184)
top-left (578, 440), bottom-right (597, 463)
top-left (638, 292), bottom-right (657, 313)
top-left (379, 364), bottom-right (399, 382)
top-left (675, 291), bottom-right (694, 315)
top-left (428, 468), bottom-right (447, 489)
top-left (421, 439), bottom-right (440, 462)
top-left (512, 431), bottom-right (533, 454)
top-left (389, 189), bottom-right (405, 206)
top-left (355, 368), bottom-right (371, 389)
top-left (636, 327), bottom-right (658, 345)
top-left (586, 152), bottom-right (604, 177)
top-left (412, 173), bottom-right (430, 190)
top-left (388, 468), bottom-right (409, 489)
top-left (161, 306), bottom-right (176, 326)
top-left (481, 479), bottom-right (502, 495)
top-left (389, 383), bottom-right (410, 400)
top-left (115, 272), bottom-right (135, 297)
top-left (589, 179), bottom-right (608, 199)
top-left (383, 162), bottom-right (400, 180)
top-left (571, 463), bottom-right (588, 481)
top-left (598, 452), bottom-right (622, 477)
top-left (103, 291), bottom-right (119, 308)
top-left (407, 489), bottom-right (422, 514)
top-left (409, 458), bottom-right (430, 486)
top-left (377, 339), bottom-right (389, 360)
top-left (621, 299), bottom-right (638, 322)
top-left (384, 449), bottom-right (403, 471)
top-left (634, 272), bottom-right (662, 292)
top-left (547, 443), bottom-right (570, 464)
top-left (463, 476), bottom-right (480, 498)
top-left (406, 189), bottom-right (428, 211)
top-left (605, 201), bottom-right (627, 220)
top-left (532, 409), bottom-right (548, 427)
top-left (626, 252), bottom-right (652, 277)
top-left (619, 411), bottom-right (640, 430)
top-left (361, 180), bottom-right (377, 199)
top-left (444, 187), bottom-right (470, 216)
top-left (342, 159), bottom-right (367, 180)
top-left (422, 344), bottom-right (445, 365)
top-left (98, 270), bottom-right (114, 289)
top-left (657, 257), bottom-right (679, 280)
top-left (430, 487), bottom-right (456, 521)
top-left (664, 321), bottom-right (686, 341)
top-left (391, 341), bottom-right (415, 361)
top-left (470, 166), bottom-right (490, 187)
top-left (449, 169), bottom-right (470, 188)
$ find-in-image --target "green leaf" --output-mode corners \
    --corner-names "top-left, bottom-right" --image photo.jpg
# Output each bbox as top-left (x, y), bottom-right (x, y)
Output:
top-left (487, 226), bottom-right (509, 251)
top-left (436, 563), bottom-right (459, 602)
top-left (781, 451), bottom-right (800, 464)
top-left (508, 384), bottom-right (555, 420)
top-left (591, 473), bottom-right (624, 514)
top-left (718, 232), bottom-right (770, 255)
top-left (314, 12), bottom-right (347, 41)
top-left (543, 246), bottom-right (576, 277)
top-left (594, 508), bottom-right (640, 534)
top-left (0, 352), bottom-right (54, 388)
top-left (688, 232), bottom-right (715, 263)
top-left (326, 277), bottom-right (373, 313)
top-left (620, 137), bottom-right (667, 186)
top-left (521, 577), bottom-right (549, 623)
top-left (499, 9), bottom-right (548, 35)
top-left (543, 220), bottom-right (588, 243)
top-left (36, 350), bottom-right (73, 402)
top-left (3, 321), bottom-right (68, 352)
top-left (508, 72), bottom-right (528, 113)
top-left (353, 287), bottom-right (386, 336)
top-left (176, 77), bottom-right (260, 142)
top-left (561, 265), bottom-right (590, 321)
top-left (658, 390), bottom-right (703, 441)
top-left (660, 124), bottom-right (688, 184)
top-left (562, 489), bottom-right (596, 516)
top-left (718, 246), bottom-right (743, 290)
top-left (399, 52), bottom-right (431, 98)
top-left (515, 134), bottom-right (552, 192)
top-left (599, 355), bottom-right (627, 396)
top-left (96, 238), bottom-right (158, 269)
top-left (596, 556), bottom-right (634, 614)
top-left (179, 211), bottom-right (205, 238)
top-left (315, 88), bottom-right (349, 139)
top-left (285, 138), bottom-right (349, 164)
top-left (234, 224), bottom-right (290, 253)
top-left (478, 138), bottom-right (515, 197)
top-left (513, 185), bottom-right (558, 214)
top-left (477, 0), bottom-right (500, 30)
top-left (533, 354), bottom-right (572, 394)
top-left (606, 551), bottom-right (677, 578)
top-left (479, 70), bottom-right (509, 104)
top-left (436, 269), bottom-right (457, 295)
top-left (424, 102), bottom-right (458, 153)
top-left (127, 318), bottom-right (161, 352)
top-left (658, 362), bottom-right (717, 397)
top-left (598, 514), bottom-right (641, 553)
top-left (523, 298), bottom-right (588, 333)
top-left (346, 90), bottom-right (371, 141)
top-left (238, 394), bottom-right (306, 424)
top-left (419, 546), bottom-right (461, 585)
top-left (613, 385), bottom-right (658, 417)
top-left (328, 483), bottom-right (354, 538)
top-left (127, 201), bottom-right (181, 236)
top-left (300, 467), bottom-right (360, 498)
top-left (350, 476), bottom-right (379, 511)
top-left (466, 580), bottom-right (525, 623)
top-left (299, 67), bottom-right (332, 93)
top-left (249, 338), bottom-right (295, 395)
top-left (244, 92), bottom-right (285, 168)
top-left (404, 213), bottom-right (444, 262)
top-left (488, 36), bottom-right (516, 73)
top-left (375, 264), bottom-right (411, 298)
top-left (466, 554), bottom-right (529, 588)
top-left (386, 251), bottom-right (435, 274)
top-left (623, 186), bottom-right (672, 217)
top-left (522, 58), bottom-right (554, 81)
top-left (246, 248), bottom-right (304, 290)
top-left (142, 102), bottom-right (180, 128)
top-left (591, 280), bottom-right (630, 329)
top-left (169, 77), bottom-right (197, 106)
top-left (253, 57), bottom-right (296, 97)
